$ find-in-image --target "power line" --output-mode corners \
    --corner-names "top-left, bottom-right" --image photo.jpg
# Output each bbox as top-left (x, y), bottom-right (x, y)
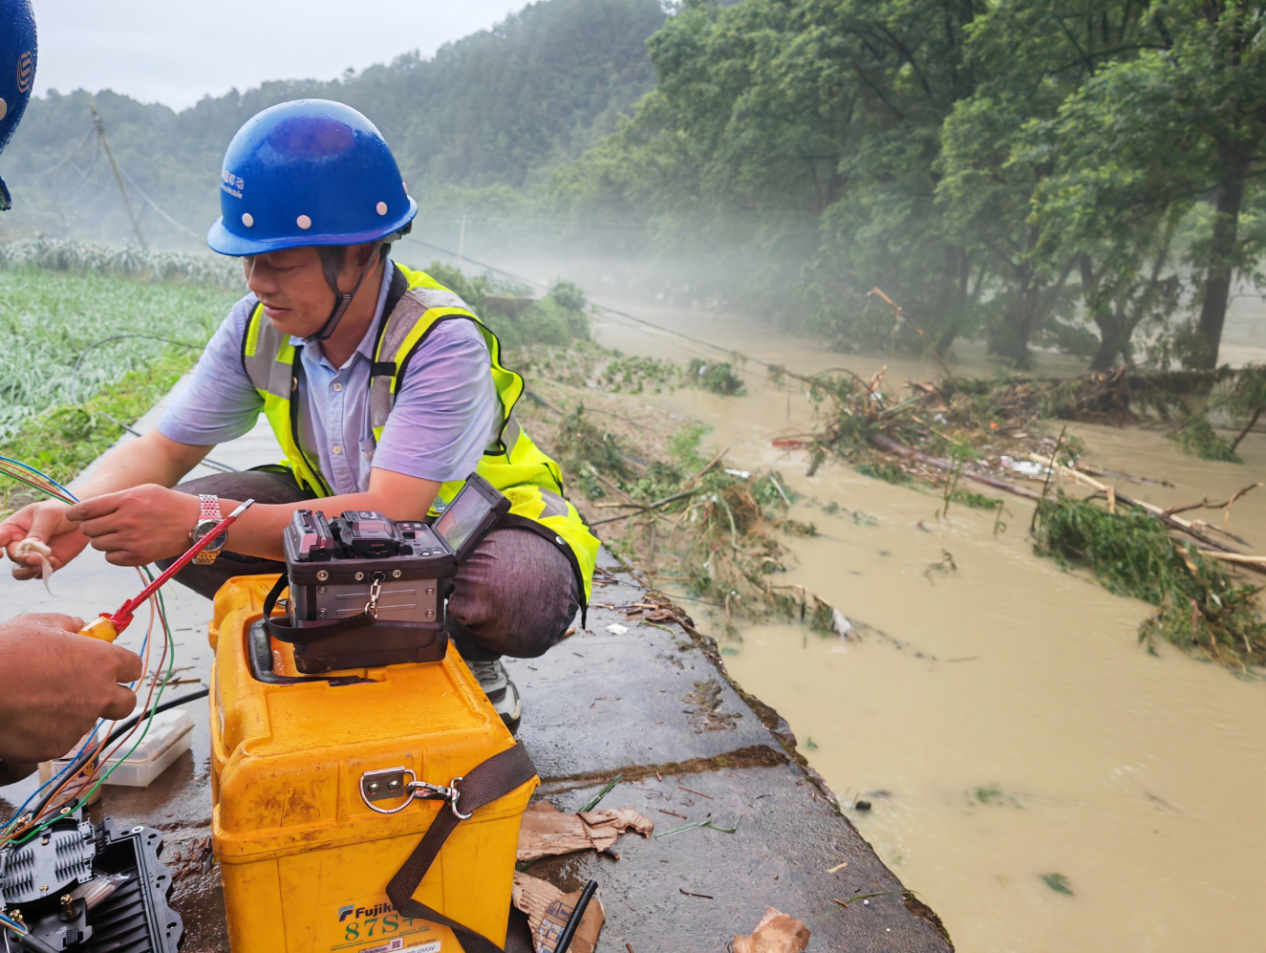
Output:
top-left (91, 103), bottom-right (146, 249)
top-left (400, 236), bottom-right (774, 369)
top-left (116, 162), bottom-right (203, 241)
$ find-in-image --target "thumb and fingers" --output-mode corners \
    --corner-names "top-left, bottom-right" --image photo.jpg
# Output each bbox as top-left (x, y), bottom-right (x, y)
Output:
top-left (14, 612), bottom-right (85, 633)
top-left (101, 685), bottom-right (139, 722)
top-left (99, 645), bottom-right (143, 721)
top-left (108, 643), bottom-right (145, 684)
top-left (5, 503), bottom-right (82, 578)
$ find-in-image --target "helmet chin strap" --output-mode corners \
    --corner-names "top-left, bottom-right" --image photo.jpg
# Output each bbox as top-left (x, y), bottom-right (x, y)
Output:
top-left (310, 242), bottom-right (387, 342)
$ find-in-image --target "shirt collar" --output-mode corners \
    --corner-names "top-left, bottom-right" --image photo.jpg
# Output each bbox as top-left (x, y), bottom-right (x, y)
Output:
top-left (291, 257), bottom-right (396, 371)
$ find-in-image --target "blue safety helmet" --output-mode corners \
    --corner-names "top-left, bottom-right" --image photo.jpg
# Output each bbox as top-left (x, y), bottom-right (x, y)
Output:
top-left (206, 99), bottom-right (416, 257)
top-left (0, 0), bottom-right (38, 211)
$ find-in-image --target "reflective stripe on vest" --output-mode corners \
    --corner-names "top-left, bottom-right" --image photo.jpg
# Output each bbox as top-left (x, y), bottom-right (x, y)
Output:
top-left (239, 264), bottom-right (599, 601)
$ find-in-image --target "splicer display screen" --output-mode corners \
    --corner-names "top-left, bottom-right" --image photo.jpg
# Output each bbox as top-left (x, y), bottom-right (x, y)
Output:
top-left (434, 489), bottom-right (495, 555)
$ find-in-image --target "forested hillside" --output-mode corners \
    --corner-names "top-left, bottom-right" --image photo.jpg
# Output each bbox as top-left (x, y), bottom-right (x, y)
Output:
top-left (0, 0), bottom-right (665, 250)
top-left (546, 0), bottom-right (1266, 369)
top-left (4, 0), bottom-right (1263, 370)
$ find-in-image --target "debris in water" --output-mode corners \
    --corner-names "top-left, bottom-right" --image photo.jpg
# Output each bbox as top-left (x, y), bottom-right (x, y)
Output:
top-left (831, 610), bottom-right (852, 637)
top-left (1042, 872), bottom-right (1074, 896)
top-left (731, 907), bottom-right (811, 953)
top-left (1035, 494), bottom-right (1266, 669)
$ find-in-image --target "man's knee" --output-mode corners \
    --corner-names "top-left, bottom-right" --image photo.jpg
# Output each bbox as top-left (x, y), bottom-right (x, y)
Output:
top-left (448, 529), bottom-right (580, 659)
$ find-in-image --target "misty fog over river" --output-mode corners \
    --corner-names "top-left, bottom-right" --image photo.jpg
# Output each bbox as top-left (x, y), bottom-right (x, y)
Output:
top-left (583, 299), bottom-right (1266, 953)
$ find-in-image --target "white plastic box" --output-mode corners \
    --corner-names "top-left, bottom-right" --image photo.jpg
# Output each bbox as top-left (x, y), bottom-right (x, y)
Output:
top-left (38, 708), bottom-right (194, 788)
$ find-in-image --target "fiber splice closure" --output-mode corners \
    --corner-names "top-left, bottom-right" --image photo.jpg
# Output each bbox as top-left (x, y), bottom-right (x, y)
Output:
top-left (206, 99), bottom-right (418, 341)
top-left (209, 493), bottom-right (537, 953)
top-left (261, 473), bottom-right (509, 673)
top-left (0, 0), bottom-right (38, 211)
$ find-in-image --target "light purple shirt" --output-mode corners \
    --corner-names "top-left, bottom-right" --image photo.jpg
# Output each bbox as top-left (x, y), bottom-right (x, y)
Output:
top-left (158, 260), bottom-right (500, 494)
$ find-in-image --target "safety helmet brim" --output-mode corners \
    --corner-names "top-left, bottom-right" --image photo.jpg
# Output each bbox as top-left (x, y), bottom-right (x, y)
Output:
top-left (207, 197), bottom-right (417, 257)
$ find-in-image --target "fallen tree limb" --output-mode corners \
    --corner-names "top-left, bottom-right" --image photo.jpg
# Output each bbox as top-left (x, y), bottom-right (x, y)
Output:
top-left (587, 447), bottom-right (730, 528)
top-left (1204, 552), bottom-right (1266, 566)
top-left (872, 432), bottom-right (1266, 577)
top-left (870, 432), bottom-right (1045, 501)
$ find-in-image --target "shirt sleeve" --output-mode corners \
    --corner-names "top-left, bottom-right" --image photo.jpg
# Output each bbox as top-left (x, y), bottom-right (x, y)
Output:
top-left (370, 319), bottom-right (500, 484)
top-left (157, 296), bottom-right (266, 447)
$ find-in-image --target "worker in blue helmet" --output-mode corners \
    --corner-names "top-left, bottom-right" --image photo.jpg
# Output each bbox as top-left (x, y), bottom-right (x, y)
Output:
top-left (0, 0), bottom-right (148, 786)
top-left (0, 100), bottom-right (600, 733)
top-left (0, 0), bottom-right (38, 210)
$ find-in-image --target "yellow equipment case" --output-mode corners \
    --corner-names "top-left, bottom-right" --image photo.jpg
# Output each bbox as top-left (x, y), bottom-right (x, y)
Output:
top-left (208, 575), bottom-right (538, 953)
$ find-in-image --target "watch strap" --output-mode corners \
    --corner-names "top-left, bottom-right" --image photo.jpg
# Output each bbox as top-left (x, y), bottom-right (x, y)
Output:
top-left (193, 494), bottom-right (225, 565)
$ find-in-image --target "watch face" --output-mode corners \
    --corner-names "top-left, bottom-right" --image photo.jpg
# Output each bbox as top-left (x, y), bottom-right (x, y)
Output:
top-left (195, 519), bottom-right (229, 553)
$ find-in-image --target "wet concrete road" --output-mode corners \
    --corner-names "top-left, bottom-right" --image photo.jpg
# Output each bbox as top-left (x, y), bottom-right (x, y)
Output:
top-left (1, 379), bottom-right (952, 952)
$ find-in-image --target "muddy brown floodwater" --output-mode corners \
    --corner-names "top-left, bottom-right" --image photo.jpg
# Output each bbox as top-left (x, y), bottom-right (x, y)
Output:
top-left (590, 303), bottom-right (1266, 953)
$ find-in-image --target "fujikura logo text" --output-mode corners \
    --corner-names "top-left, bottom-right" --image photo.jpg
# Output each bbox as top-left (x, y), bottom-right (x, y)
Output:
top-left (338, 902), bottom-right (394, 922)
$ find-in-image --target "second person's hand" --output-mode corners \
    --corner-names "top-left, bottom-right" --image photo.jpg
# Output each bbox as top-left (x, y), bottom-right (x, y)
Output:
top-left (0, 499), bottom-right (91, 580)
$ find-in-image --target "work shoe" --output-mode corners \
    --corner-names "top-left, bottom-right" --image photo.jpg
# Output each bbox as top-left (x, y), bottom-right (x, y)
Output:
top-left (467, 659), bottom-right (522, 734)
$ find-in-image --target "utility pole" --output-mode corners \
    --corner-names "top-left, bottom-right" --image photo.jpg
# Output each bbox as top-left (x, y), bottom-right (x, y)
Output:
top-left (455, 214), bottom-right (466, 272)
top-left (90, 102), bottom-right (146, 249)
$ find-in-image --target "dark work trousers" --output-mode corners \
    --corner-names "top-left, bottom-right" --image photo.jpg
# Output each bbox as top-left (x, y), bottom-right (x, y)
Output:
top-left (156, 467), bottom-right (581, 661)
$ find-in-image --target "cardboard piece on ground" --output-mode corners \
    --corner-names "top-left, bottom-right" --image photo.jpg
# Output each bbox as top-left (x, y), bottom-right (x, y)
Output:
top-left (511, 872), bottom-right (604, 953)
top-left (731, 907), bottom-right (811, 953)
top-left (516, 801), bottom-right (654, 861)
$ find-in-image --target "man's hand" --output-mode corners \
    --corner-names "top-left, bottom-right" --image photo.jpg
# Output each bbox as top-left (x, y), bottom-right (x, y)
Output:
top-left (0, 613), bottom-right (143, 765)
top-left (66, 485), bottom-right (201, 566)
top-left (0, 500), bottom-right (91, 580)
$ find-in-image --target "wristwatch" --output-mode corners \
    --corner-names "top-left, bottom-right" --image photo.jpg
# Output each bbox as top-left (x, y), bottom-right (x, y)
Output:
top-left (190, 494), bottom-right (229, 565)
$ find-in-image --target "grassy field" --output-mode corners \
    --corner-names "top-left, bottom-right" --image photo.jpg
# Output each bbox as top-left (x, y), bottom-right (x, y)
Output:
top-left (0, 267), bottom-right (240, 512)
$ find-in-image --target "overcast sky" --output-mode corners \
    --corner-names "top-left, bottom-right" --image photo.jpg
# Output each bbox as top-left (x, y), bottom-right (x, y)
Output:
top-left (32, 0), bottom-right (530, 111)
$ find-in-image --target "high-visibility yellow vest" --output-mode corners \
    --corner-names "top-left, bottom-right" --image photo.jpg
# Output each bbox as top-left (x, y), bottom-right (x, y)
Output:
top-left (239, 262), bottom-right (599, 603)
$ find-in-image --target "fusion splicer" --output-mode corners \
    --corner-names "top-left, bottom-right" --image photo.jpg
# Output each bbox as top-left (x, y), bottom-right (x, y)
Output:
top-left (261, 473), bottom-right (510, 673)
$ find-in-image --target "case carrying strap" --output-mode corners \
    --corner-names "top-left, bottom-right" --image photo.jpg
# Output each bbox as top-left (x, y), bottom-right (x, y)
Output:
top-left (386, 743), bottom-right (538, 953)
top-left (262, 574), bottom-right (378, 644)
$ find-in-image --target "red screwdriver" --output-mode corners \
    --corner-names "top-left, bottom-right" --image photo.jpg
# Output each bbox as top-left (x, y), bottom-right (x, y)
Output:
top-left (79, 499), bottom-right (256, 642)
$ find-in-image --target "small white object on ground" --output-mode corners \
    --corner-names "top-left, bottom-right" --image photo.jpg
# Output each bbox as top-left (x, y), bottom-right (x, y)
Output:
top-left (831, 610), bottom-right (852, 638)
top-left (605, 623), bottom-right (629, 635)
top-left (724, 468), bottom-right (752, 479)
top-left (14, 538), bottom-right (54, 593)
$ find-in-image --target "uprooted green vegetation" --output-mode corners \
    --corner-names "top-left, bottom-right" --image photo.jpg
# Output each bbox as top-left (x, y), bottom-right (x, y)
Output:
top-left (787, 362), bottom-right (1265, 670)
top-left (1034, 494), bottom-right (1266, 670)
top-left (512, 365), bottom-right (843, 633)
top-left (687, 358), bottom-right (746, 396)
top-left (1166, 414), bottom-right (1241, 463)
top-left (796, 364), bottom-right (1262, 489)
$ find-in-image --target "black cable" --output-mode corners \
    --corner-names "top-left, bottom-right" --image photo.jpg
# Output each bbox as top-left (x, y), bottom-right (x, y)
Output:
top-left (14, 929), bottom-right (57, 953)
top-left (554, 880), bottom-right (598, 953)
top-left (15, 689), bottom-right (210, 830)
top-left (66, 333), bottom-right (238, 473)
top-left (68, 334), bottom-right (206, 404)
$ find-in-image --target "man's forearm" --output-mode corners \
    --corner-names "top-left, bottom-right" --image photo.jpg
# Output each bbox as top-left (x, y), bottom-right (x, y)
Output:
top-left (217, 473), bottom-right (440, 561)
